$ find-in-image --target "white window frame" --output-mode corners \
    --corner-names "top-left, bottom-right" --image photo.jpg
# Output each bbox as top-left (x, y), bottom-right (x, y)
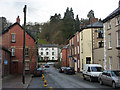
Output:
top-left (116, 16), bottom-right (120, 26)
top-left (117, 30), bottom-right (120, 47)
top-left (77, 46), bottom-right (79, 54)
top-left (109, 57), bottom-right (112, 70)
top-left (109, 34), bottom-right (112, 48)
top-left (25, 61), bottom-right (30, 70)
top-left (11, 48), bottom-right (15, 56)
top-left (107, 20), bottom-right (111, 29)
top-left (77, 33), bottom-right (79, 42)
top-left (25, 48), bottom-right (29, 56)
top-left (11, 34), bottom-right (15, 42)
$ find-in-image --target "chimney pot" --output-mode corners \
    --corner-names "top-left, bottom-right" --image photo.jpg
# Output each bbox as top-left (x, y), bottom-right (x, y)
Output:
top-left (16, 16), bottom-right (20, 24)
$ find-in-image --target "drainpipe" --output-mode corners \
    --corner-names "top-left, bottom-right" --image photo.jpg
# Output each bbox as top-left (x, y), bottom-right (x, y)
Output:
top-left (91, 24), bottom-right (94, 64)
top-left (104, 24), bottom-right (106, 70)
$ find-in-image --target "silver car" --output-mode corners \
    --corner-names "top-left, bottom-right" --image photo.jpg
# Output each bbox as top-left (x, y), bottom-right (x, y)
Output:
top-left (98, 70), bottom-right (120, 88)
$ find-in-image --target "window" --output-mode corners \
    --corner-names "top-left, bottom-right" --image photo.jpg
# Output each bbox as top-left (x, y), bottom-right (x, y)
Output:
top-left (77, 46), bottom-right (79, 54)
top-left (107, 20), bottom-right (111, 29)
top-left (52, 52), bottom-right (54, 55)
top-left (109, 57), bottom-right (112, 70)
top-left (81, 43), bottom-right (83, 53)
top-left (25, 48), bottom-right (29, 56)
top-left (109, 34), bottom-right (112, 48)
top-left (97, 30), bottom-right (103, 38)
top-left (52, 57), bottom-right (54, 60)
top-left (11, 48), bottom-right (15, 56)
top-left (52, 48), bottom-right (54, 50)
top-left (41, 57), bottom-right (43, 60)
top-left (46, 48), bottom-right (48, 50)
top-left (41, 48), bottom-right (43, 50)
top-left (117, 31), bottom-right (120, 47)
top-left (81, 32), bottom-right (83, 40)
top-left (116, 16), bottom-right (120, 25)
top-left (25, 61), bottom-right (30, 70)
top-left (98, 41), bottom-right (104, 48)
top-left (75, 47), bottom-right (76, 54)
top-left (46, 52), bottom-right (48, 55)
top-left (41, 52), bottom-right (43, 55)
top-left (119, 57), bottom-right (120, 70)
top-left (11, 34), bottom-right (15, 42)
top-left (77, 33), bottom-right (79, 42)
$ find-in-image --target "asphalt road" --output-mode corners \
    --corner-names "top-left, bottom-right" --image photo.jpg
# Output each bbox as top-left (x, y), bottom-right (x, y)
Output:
top-left (28, 65), bottom-right (114, 89)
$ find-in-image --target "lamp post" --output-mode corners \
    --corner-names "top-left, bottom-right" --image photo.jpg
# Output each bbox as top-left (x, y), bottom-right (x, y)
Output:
top-left (22, 5), bottom-right (27, 84)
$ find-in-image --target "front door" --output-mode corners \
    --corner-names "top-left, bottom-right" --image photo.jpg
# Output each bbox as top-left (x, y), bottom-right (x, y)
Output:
top-left (13, 62), bottom-right (18, 74)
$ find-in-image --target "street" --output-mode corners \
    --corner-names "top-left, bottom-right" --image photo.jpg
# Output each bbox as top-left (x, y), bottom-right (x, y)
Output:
top-left (28, 65), bottom-right (112, 89)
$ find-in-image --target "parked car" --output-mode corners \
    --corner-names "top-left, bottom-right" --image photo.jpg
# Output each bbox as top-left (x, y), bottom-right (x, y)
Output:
top-left (64, 67), bottom-right (75, 75)
top-left (59, 67), bottom-right (67, 73)
top-left (33, 68), bottom-right (44, 77)
top-left (98, 70), bottom-right (120, 88)
top-left (82, 64), bottom-right (103, 82)
top-left (45, 63), bottom-right (50, 68)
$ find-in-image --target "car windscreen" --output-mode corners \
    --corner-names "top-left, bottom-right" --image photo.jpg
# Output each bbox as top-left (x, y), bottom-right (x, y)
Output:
top-left (91, 67), bottom-right (103, 72)
top-left (111, 71), bottom-right (120, 77)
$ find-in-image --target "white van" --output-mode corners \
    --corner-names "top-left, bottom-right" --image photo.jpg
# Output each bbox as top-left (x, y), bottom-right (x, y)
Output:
top-left (82, 64), bottom-right (103, 82)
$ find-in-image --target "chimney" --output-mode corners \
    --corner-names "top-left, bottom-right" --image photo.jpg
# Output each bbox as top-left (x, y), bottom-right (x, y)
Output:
top-left (16, 16), bottom-right (20, 24)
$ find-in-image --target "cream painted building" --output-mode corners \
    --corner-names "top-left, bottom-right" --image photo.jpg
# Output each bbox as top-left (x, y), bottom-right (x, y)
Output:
top-left (80, 22), bottom-right (103, 71)
top-left (103, 1), bottom-right (120, 70)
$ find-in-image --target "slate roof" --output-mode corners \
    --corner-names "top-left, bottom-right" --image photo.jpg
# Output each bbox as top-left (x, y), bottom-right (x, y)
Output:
top-left (2, 22), bottom-right (36, 42)
top-left (103, 5), bottom-right (120, 22)
top-left (86, 21), bottom-right (103, 28)
top-left (39, 44), bottom-right (58, 47)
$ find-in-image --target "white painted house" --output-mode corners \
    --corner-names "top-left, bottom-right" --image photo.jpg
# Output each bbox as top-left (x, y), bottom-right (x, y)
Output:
top-left (38, 44), bottom-right (58, 61)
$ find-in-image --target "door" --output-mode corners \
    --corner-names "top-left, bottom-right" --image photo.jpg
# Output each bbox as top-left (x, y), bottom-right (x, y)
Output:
top-left (13, 62), bottom-right (18, 74)
top-left (86, 57), bottom-right (91, 64)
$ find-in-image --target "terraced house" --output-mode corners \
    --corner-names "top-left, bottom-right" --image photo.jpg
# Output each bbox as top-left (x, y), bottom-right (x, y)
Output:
top-left (1, 16), bottom-right (37, 74)
top-left (103, 1), bottom-right (120, 70)
top-left (80, 21), bottom-right (103, 72)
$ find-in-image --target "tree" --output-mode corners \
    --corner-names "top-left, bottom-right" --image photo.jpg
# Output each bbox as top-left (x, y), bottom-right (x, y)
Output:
top-left (75, 15), bottom-right (80, 31)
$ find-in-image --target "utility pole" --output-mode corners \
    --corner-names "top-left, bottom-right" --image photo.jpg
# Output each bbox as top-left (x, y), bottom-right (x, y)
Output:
top-left (22, 5), bottom-right (27, 84)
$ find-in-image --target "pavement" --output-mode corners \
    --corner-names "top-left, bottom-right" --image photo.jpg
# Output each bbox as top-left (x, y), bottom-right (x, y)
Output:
top-left (2, 74), bottom-right (32, 89)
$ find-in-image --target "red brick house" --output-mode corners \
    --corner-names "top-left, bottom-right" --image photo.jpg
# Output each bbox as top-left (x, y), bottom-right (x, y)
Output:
top-left (68, 32), bottom-right (80, 72)
top-left (62, 45), bottom-right (69, 67)
top-left (1, 16), bottom-right (37, 74)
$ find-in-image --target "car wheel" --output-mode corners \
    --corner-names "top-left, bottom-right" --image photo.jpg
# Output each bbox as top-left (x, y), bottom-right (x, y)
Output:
top-left (112, 81), bottom-right (116, 88)
top-left (83, 75), bottom-right (86, 80)
top-left (99, 79), bottom-right (103, 85)
top-left (89, 76), bottom-right (93, 82)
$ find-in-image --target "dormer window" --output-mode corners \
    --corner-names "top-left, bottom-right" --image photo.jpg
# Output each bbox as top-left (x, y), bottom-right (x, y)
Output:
top-left (11, 34), bottom-right (15, 42)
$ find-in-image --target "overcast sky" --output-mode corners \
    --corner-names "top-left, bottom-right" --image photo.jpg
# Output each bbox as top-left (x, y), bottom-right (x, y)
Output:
top-left (0, 0), bottom-right (119, 24)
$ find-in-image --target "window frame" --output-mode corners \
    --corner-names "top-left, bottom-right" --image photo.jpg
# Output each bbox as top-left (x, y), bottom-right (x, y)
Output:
top-left (11, 34), bottom-right (15, 43)
top-left (108, 34), bottom-right (112, 49)
top-left (25, 48), bottom-right (29, 56)
top-left (11, 48), bottom-right (15, 56)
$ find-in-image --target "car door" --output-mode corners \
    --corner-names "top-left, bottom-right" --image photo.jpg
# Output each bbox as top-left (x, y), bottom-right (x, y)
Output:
top-left (101, 71), bottom-right (108, 84)
top-left (106, 72), bottom-right (113, 85)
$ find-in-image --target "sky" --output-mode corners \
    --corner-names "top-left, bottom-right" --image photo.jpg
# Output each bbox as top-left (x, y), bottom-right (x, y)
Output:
top-left (0, 0), bottom-right (119, 24)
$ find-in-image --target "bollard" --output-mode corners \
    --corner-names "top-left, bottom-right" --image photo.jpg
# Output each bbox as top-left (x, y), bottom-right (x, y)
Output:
top-left (42, 75), bottom-right (45, 81)
top-left (44, 80), bottom-right (48, 87)
top-left (49, 87), bottom-right (53, 90)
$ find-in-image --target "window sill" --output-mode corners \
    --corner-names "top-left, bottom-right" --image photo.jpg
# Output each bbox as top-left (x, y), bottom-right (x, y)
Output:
top-left (116, 47), bottom-right (120, 49)
top-left (11, 55), bottom-right (15, 57)
top-left (108, 48), bottom-right (112, 50)
top-left (107, 28), bottom-right (111, 30)
top-left (115, 24), bottom-right (120, 27)
top-left (25, 69), bottom-right (30, 71)
top-left (11, 41), bottom-right (16, 43)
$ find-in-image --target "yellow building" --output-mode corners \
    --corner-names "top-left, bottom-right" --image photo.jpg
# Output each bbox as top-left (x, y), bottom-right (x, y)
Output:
top-left (80, 22), bottom-right (103, 71)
